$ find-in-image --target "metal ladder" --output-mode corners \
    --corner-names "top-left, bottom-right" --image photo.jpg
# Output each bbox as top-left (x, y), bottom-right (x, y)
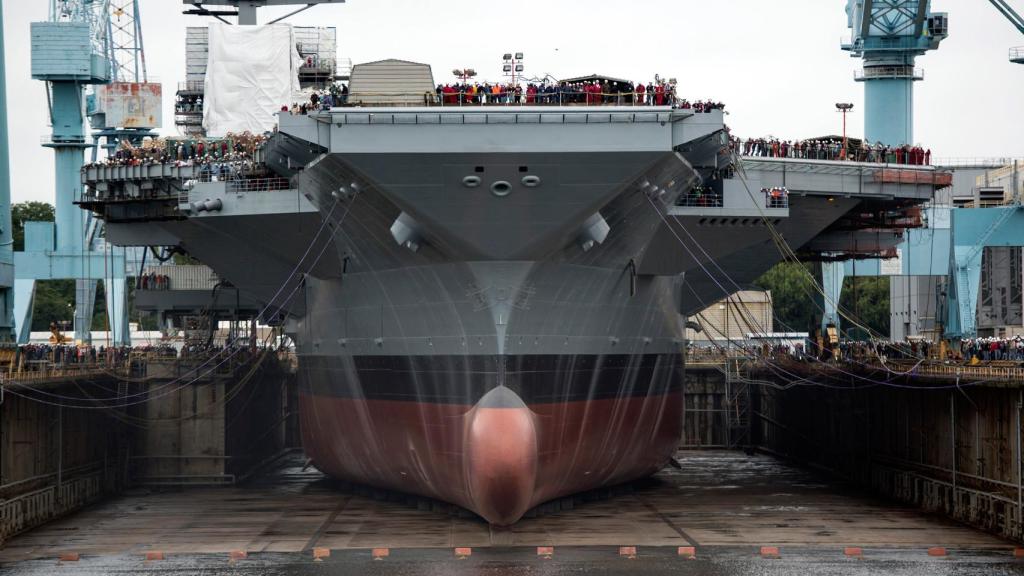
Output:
top-left (722, 359), bottom-right (751, 449)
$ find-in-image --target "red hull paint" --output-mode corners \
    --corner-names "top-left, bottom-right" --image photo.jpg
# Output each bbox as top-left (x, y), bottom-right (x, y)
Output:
top-left (298, 391), bottom-right (682, 525)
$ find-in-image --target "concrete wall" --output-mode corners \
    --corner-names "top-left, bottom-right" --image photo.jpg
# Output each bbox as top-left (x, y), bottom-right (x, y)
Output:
top-left (889, 275), bottom-right (946, 340)
top-left (1, 354), bottom-right (297, 543)
top-left (130, 354), bottom-right (298, 485)
top-left (681, 369), bottom-right (730, 448)
top-left (757, 382), bottom-right (1024, 542)
top-left (1, 379), bottom-right (127, 543)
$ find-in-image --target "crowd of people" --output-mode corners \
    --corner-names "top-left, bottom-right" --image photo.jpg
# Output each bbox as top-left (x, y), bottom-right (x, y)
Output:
top-left (83, 132), bottom-right (270, 181)
top-left (175, 93), bottom-right (203, 115)
top-left (139, 272), bottom-right (171, 291)
top-left (13, 343), bottom-right (170, 371)
top-left (428, 80), bottom-right (726, 110)
top-left (678, 185), bottom-right (724, 207)
top-left (11, 341), bottom-right (253, 373)
top-left (685, 336), bottom-right (1024, 368)
top-left (17, 343), bottom-right (102, 366)
top-left (762, 187), bottom-right (790, 209)
top-left (286, 84), bottom-right (349, 115)
top-left (960, 337), bottom-right (1024, 363)
top-left (732, 137), bottom-right (932, 166)
top-left (280, 77), bottom-right (728, 111)
top-left (828, 340), bottom-right (933, 362)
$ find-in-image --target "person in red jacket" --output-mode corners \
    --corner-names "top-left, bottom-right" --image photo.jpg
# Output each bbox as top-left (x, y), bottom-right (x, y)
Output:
top-left (635, 82), bottom-right (645, 105)
top-left (654, 83), bottom-right (665, 106)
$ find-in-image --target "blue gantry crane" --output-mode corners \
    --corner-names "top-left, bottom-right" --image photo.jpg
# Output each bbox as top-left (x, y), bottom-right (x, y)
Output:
top-left (89, 0), bottom-right (158, 160)
top-left (18, 0), bottom-right (130, 345)
top-left (0, 2), bottom-right (17, 341)
top-left (843, 0), bottom-right (949, 147)
top-left (831, 2), bottom-right (1024, 340)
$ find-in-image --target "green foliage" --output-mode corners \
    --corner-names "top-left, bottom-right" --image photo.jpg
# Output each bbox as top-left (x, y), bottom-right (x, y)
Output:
top-left (30, 280), bottom-right (113, 333)
top-left (840, 276), bottom-right (890, 339)
top-left (172, 252), bottom-right (201, 265)
top-left (753, 262), bottom-right (819, 333)
top-left (753, 261), bottom-right (892, 339)
top-left (11, 202), bottom-right (159, 334)
top-left (31, 280), bottom-right (75, 331)
top-left (12, 201), bottom-right (55, 252)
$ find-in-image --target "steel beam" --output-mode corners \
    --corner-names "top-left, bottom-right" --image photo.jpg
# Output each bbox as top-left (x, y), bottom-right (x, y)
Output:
top-left (861, 0), bottom-right (874, 39)
top-left (0, 2), bottom-right (15, 340)
top-left (914, 0), bottom-right (929, 37)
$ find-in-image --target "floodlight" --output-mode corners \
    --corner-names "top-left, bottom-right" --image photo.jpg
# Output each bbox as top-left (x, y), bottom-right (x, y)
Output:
top-left (503, 64), bottom-right (512, 72)
top-left (515, 52), bottom-right (524, 60)
top-left (515, 64), bottom-right (524, 72)
top-left (503, 53), bottom-right (512, 61)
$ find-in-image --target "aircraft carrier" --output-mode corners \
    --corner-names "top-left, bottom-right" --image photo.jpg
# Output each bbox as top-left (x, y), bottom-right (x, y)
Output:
top-left (79, 94), bottom-right (948, 525)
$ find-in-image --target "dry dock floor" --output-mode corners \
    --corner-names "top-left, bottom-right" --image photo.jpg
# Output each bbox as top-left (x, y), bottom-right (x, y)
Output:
top-left (2, 450), bottom-right (1024, 574)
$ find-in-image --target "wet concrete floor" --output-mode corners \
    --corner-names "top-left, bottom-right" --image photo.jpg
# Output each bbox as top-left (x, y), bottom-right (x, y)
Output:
top-left (2, 450), bottom-right (1023, 574)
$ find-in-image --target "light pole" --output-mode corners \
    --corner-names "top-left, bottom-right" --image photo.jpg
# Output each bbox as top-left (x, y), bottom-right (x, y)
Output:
top-left (452, 68), bottom-right (477, 84)
top-left (502, 52), bottom-right (524, 85)
top-left (836, 103), bottom-right (854, 160)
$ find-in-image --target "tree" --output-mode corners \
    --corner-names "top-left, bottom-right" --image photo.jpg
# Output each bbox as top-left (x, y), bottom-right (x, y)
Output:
top-left (31, 279), bottom-right (75, 332)
top-left (754, 261), bottom-right (892, 339)
top-left (754, 262), bottom-right (819, 333)
top-left (12, 201), bottom-right (55, 252)
top-left (840, 276), bottom-right (890, 339)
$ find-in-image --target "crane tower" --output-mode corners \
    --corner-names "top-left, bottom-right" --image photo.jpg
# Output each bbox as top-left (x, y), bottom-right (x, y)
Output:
top-left (22, 0), bottom-right (130, 345)
top-left (843, 0), bottom-right (949, 147)
top-left (0, 2), bottom-right (15, 340)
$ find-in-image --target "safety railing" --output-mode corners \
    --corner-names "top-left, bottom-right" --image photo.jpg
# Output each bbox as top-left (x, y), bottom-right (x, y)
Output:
top-left (192, 162), bottom-right (264, 181)
top-left (227, 177), bottom-right (292, 193)
top-left (177, 80), bottom-right (205, 93)
top-left (912, 362), bottom-right (1024, 382)
top-left (762, 188), bottom-right (790, 209)
top-left (677, 190), bottom-right (724, 208)
top-left (1, 364), bottom-right (129, 386)
top-left (932, 157), bottom-right (1022, 168)
top-left (302, 89), bottom-right (724, 110)
top-left (854, 66), bottom-right (924, 81)
top-left (0, 467), bottom-right (107, 543)
top-left (735, 143), bottom-right (934, 168)
top-left (749, 353), bottom-right (1024, 384)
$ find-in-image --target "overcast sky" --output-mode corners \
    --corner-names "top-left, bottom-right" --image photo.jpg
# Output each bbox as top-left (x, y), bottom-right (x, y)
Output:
top-left (3, 0), bottom-right (1023, 204)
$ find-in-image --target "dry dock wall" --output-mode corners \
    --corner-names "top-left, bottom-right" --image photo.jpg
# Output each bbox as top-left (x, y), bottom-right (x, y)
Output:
top-left (0, 354), bottom-right (298, 545)
top-left (757, 381), bottom-right (1024, 542)
top-left (683, 364), bottom-right (1024, 542)
top-left (681, 368), bottom-right (734, 448)
top-left (6, 355), bottom-right (1021, 546)
top-left (0, 378), bottom-right (127, 543)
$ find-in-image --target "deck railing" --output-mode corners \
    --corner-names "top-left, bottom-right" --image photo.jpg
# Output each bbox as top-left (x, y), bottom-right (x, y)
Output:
top-left (289, 89), bottom-right (723, 110)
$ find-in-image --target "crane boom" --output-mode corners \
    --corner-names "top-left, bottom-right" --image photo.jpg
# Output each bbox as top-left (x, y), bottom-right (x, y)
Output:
top-left (987, 0), bottom-right (1024, 63)
top-left (988, 0), bottom-right (1024, 34)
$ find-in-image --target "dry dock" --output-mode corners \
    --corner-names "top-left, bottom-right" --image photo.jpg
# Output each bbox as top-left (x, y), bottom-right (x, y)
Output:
top-left (2, 450), bottom-right (1023, 574)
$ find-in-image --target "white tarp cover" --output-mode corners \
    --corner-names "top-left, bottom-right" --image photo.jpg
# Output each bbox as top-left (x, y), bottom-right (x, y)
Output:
top-left (203, 24), bottom-right (301, 137)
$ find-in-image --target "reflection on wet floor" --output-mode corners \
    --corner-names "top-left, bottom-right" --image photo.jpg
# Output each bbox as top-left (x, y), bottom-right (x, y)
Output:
top-left (0, 451), bottom-right (1021, 574)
